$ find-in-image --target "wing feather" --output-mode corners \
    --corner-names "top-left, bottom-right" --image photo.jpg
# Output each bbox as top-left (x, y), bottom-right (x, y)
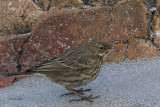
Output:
top-left (29, 57), bottom-right (90, 72)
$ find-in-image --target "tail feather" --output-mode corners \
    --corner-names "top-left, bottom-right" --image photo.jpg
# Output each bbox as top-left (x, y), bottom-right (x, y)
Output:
top-left (5, 71), bottom-right (30, 77)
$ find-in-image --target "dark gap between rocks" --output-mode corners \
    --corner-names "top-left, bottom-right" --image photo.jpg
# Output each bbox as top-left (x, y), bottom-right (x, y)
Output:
top-left (146, 0), bottom-right (156, 42)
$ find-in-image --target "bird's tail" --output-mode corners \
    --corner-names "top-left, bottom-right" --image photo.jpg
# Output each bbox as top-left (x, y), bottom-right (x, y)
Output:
top-left (5, 71), bottom-right (31, 77)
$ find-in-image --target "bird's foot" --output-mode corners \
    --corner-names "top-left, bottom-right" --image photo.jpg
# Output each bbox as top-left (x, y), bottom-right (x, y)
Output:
top-left (60, 88), bottom-right (91, 97)
top-left (62, 88), bottom-right (99, 102)
top-left (70, 94), bottom-right (100, 102)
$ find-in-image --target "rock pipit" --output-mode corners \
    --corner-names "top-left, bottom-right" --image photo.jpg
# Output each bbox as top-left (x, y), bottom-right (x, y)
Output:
top-left (6, 41), bottom-right (118, 102)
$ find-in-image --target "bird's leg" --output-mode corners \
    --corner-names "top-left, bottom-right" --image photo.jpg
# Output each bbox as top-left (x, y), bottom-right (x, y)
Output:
top-left (67, 88), bottom-right (100, 102)
top-left (60, 88), bottom-right (91, 96)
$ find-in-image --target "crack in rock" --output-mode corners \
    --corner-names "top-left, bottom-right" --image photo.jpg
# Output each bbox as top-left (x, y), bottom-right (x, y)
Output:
top-left (15, 34), bottom-right (31, 72)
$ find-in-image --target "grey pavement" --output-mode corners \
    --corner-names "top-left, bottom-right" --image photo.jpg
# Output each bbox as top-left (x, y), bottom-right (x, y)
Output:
top-left (0, 58), bottom-right (160, 107)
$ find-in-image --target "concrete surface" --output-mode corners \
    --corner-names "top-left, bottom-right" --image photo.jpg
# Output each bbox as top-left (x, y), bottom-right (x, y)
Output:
top-left (0, 58), bottom-right (160, 107)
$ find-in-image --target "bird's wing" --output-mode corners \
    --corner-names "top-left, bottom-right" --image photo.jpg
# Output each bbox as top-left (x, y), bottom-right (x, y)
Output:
top-left (29, 57), bottom-right (90, 72)
top-left (76, 55), bottom-right (100, 67)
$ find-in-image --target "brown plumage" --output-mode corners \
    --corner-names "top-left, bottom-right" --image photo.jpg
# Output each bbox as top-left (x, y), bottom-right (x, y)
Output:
top-left (6, 41), bottom-right (118, 102)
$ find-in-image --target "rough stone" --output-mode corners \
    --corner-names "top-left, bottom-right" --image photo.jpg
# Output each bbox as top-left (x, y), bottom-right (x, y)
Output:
top-left (110, 0), bottom-right (149, 42)
top-left (102, 0), bottom-right (122, 7)
top-left (0, 0), bottom-right (42, 35)
top-left (32, 0), bottom-right (50, 10)
top-left (32, 0), bottom-right (120, 10)
top-left (127, 38), bottom-right (160, 61)
top-left (0, 75), bottom-right (15, 88)
top-left (32, 0), bottom-right (149, 42)
top-left (0, 34), bottom-right (30, 87)
top-left (32, 0), bottom-right (83, 10)
top-left (80, 0), bottom-right (122, 7)
top-left (0, 35), bottom-right (24, 72)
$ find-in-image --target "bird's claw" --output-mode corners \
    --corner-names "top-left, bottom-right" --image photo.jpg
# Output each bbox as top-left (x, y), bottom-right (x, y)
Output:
top-left (60, 88), bottom-right (91, 97)
top-left (70, 94), bottom-right (100, 102)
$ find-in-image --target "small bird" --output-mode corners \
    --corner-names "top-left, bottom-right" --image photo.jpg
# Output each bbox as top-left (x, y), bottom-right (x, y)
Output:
top-left (6, 41), bottom-right (118, 102)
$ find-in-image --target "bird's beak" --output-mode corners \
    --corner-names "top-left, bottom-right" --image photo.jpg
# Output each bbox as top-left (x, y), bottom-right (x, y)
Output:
top-left (107, 48), bottom-right (119, 52)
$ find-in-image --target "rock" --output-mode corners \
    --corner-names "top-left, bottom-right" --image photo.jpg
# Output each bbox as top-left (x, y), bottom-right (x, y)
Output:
top-left (80, 0), bottom-right (121, 7)
top-left (110, 0), bottom-right (150, 42)
top-left (32, 0), bottom-right (118, 10)
top-left (32, 0), bottom-right (50, 10)
top-left (32, 0), bottom-right (83, 10)
top-left (32, 0), bottom-right (149, 42)
top-left (0, 34), bottom-right (29, 73)
top-left (103, 0), bottom-right (122, 7)
top-left (127, 38), bottom-right (160, 61)
top-left (0, 0), bottom-right (42, 35)
top-left (0, 34), bottom-right (30, 87)
top-left (0, 75), bottom-right (15, 88)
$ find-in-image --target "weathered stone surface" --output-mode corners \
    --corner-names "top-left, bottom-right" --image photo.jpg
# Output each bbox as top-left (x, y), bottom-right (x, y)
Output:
top-left (127, 38), bottom-right (160, 61)
top-left (32, 0), bottom-right (118, 10)
top-left (0, 0), bottom-right (42, 35)
top-left (0, 75), bottom-right (15, 88)
top-left (0, 34), bottom-right (30, 87)
top-left (80, 0), bottom-right (121, 7)
top-left (33, 0), bottom-right (83, 10)
top-left (33, 0), bottom-right (149, 42)
top-left (101, 0), bottom-right (122, 6)
top-left (50, 0), bottom-right (84, 10)
top-left (0, 34), bottom-right (30, 73)
top-left (32, 0), bottom-right (50, 10)
top-left (110, 0), bottom-right (149, 42)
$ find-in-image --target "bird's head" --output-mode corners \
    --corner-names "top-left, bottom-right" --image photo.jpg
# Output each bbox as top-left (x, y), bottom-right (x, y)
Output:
top-left (87, 41), bottom-right (119, 57)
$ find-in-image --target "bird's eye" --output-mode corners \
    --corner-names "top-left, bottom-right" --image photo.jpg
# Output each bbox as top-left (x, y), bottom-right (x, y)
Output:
top-left (99, 46), bottom-right (104, 50)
